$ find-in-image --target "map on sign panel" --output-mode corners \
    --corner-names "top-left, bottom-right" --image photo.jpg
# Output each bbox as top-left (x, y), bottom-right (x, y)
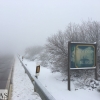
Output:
top-left (70, 44), bottom-right (95, 68)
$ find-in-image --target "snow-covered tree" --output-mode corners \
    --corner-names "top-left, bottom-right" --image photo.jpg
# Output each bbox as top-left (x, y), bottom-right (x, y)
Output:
top-left (46, 20), bottom-right (100, 75)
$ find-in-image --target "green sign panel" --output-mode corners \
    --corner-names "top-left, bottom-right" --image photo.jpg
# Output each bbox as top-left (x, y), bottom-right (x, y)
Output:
top-left (70, 43), bottom-right (96, 68)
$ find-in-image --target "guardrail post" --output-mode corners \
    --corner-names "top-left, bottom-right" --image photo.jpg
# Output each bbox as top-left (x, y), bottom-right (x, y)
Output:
top-left (34, 82), bottom-right (36, 92)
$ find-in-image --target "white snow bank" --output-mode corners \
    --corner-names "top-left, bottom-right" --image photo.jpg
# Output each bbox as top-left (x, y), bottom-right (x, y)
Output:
top-left (22, 59), bottom-right (100, 100)
top-left (11, 58), bottom-right (41, 100)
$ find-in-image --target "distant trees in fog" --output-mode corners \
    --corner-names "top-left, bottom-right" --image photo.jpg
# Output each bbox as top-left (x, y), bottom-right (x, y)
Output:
top-left (24, 20), bottom-right (100, 76)
top-left (24, 46), bottom-right (44, 61)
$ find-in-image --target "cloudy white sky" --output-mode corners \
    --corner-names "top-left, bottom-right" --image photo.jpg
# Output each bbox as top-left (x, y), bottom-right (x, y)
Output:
top-left (0, 0), bottom-right (100, 52)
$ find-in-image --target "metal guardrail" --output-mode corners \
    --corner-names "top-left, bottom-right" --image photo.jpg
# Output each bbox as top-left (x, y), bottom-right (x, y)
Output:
top-left (18, 57), bottom-right (56, 100)
top-left (7, 67), bottom-right (13, 100)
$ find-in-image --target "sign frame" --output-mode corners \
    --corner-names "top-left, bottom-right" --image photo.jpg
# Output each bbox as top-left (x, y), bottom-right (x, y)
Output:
top-left (68, 41), bottom-right (97, 91)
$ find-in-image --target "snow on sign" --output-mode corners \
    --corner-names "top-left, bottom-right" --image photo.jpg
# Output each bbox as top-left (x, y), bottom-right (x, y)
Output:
top-left (69, 42), bottom-right (96, 68)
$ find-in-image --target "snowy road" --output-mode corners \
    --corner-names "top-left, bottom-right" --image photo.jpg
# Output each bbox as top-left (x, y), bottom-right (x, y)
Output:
top-left (0, 56), bottom-right (14, 89)
top-left (11, 58), bottom-right (41, 100)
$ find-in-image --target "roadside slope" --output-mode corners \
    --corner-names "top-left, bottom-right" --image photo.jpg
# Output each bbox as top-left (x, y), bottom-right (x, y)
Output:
top-left (11, 58), bottom-right (41, 100)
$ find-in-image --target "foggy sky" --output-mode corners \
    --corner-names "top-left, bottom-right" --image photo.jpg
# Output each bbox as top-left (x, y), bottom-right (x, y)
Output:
top-left (0, 0), bottom-right (100, 53)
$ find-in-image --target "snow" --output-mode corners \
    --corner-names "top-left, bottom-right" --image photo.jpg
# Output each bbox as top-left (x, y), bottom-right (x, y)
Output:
top-left (71, 42), bottom-right (96, 44)
top-left (22, 58), bottom-right (100, 100)
top-left (70, 67), bottom-right (96, 70)
top-left (11, 58), bottom-right (41, 100)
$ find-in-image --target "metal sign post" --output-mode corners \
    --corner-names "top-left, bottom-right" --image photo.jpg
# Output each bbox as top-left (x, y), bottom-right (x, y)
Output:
top-left (68, 41), bottom-right (71, 91)
top-left (95, 43), bottom-right (98, 80)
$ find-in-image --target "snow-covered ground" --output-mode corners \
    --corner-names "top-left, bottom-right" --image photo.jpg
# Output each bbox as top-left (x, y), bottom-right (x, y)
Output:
top-left (22, 58), bottom-right (100, 100)
top-left (11, 58), bottom-right (41, 100)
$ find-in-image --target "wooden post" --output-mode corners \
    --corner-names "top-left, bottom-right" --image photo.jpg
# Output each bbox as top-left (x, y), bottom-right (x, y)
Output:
top-left (68, 41), bottom-right (71, 91)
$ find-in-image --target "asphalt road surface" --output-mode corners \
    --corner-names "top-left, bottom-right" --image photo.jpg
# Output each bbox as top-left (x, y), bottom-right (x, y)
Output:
top-left (0, 55), bottom-right (14, 89)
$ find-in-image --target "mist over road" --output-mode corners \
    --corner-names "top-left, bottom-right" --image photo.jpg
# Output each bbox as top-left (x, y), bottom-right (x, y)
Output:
top-left (0, 55), bottom-right (14, 89)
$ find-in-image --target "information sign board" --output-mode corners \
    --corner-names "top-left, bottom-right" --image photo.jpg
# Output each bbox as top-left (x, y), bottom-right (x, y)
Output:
top-left (70, 43), bottom-right (96, 68)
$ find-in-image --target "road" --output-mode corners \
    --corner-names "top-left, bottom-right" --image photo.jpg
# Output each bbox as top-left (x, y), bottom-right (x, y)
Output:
top-left (0, 55), bottom-right (14, 89)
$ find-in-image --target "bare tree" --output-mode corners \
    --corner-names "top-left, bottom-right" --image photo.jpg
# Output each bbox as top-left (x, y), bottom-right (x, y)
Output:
top-left (46, 31), bottom-right (68, 73)
top-left (46, 20), bottom-right (100, 75)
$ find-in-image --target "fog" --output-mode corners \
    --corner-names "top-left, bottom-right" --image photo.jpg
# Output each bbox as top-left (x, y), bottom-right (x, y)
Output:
top-left (0, 0), bottom-right (100, 53)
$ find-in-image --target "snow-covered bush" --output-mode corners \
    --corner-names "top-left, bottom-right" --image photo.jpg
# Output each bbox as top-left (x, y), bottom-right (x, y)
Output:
top-left (46, 20), bottom-right (100, 75)
top-left (38, 50), bottom-right (52, 67)
top-left (74, 78), bottom-right (100, 90)
top-left (24, 21), bottom-right (100, 78)
top-left (24, 46), bottom-right (44, 61)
